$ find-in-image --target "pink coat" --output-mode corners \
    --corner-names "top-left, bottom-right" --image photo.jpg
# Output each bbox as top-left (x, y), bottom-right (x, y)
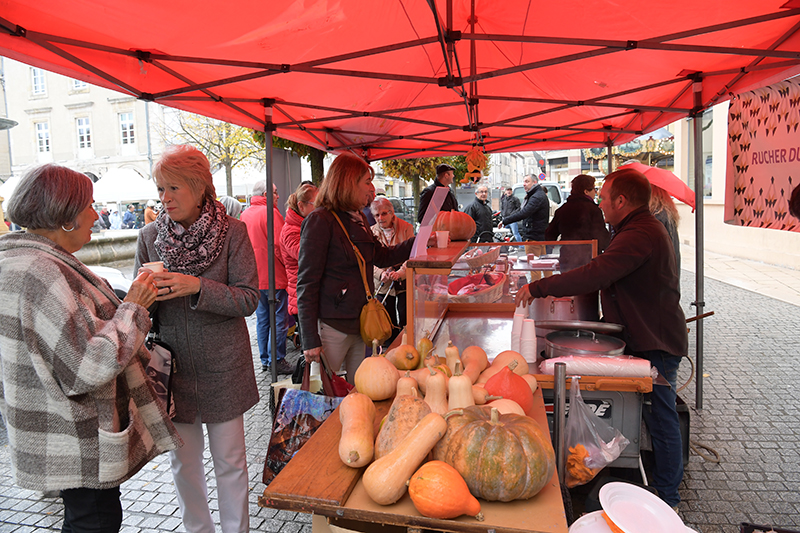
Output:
top-left (240, 195), bottom-right (287, 290)
top-left (280, 207), bottom-right (303, 315)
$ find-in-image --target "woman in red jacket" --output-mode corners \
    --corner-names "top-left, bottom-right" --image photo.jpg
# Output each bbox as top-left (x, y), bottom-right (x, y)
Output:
top-left (280, 182), bottom-right (318, 345)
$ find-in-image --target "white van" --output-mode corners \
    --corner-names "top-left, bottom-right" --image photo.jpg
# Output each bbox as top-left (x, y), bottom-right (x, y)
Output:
top-left (512, 180), bottom-right (568, 220)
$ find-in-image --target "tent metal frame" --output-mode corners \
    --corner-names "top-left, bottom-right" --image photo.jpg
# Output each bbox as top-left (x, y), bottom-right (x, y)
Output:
top-left (3, 1), bottom-right (800, 407)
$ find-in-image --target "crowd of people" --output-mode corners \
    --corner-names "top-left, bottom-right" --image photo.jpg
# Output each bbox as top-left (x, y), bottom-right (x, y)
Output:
top-left (0, 144), bottom-right (695, 531)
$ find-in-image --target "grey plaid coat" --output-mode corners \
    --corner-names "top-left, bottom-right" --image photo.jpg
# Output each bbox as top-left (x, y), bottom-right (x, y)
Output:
top-left (0, 232), bottom-right (182, 491)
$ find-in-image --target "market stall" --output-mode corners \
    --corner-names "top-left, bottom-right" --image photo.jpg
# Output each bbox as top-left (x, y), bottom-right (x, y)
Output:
top-left (259, 388), bottom-right (568, 533)
top-left (260, 238), bottom-right (660, 533)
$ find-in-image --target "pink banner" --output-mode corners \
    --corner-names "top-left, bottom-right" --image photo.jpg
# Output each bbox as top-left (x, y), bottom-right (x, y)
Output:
top-left (725, 77), bottom-right (800, 232)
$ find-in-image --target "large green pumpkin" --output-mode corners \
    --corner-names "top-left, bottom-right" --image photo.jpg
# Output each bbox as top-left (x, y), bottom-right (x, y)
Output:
top-left (434, 406), bottom-right (555, 502)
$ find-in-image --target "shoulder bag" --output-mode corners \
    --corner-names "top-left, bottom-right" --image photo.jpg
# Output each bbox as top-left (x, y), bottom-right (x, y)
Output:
top-left (331, 211), bottom-right (394, 345)
top-left (145, 311), bottom-right (176, 418)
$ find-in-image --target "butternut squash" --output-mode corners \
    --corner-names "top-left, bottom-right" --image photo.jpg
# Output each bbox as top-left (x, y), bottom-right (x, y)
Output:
top-left (374, 394), bottom-right (431, 459)
top-left (448, 361), bottom-right (475, 410)
top-left (477, 350), bottom-right (528, 384)
top-left (408, 364), bottom-right (449, 395)
top-left (472, 385), bottom-right (502, 405)
top-left (521, 373), bottom-right (539, 394)
top-left (395, 371), bottom-right (418, 398)
top-left (486, 398), bottom-right (526, 416)
top-left (461, 345), bottom-right (489, 384)
top-left (362, 412), bottom-right (448, 505)
top-left (338, 393), bottom-right (377, 467)
top-left (444, 341), bottom-right (461, 375)
top-left (424, 364), bottom-right (449, 416)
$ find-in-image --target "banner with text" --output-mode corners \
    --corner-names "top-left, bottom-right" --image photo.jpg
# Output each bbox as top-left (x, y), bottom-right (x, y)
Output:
top-left (725, 77), bottom-right (800, 232)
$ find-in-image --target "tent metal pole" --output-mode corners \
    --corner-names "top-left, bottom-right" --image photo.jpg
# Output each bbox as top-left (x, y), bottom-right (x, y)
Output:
top-left (264, 103), bottom-right (279, 385)
top-left (691, 80), bottom-right (705, 410)
top-left (606, 138), bottom-right (613, 173)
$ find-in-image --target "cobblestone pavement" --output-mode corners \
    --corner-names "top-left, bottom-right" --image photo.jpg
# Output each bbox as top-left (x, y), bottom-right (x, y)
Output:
top-left (2, 262), bottom-right (800, 532)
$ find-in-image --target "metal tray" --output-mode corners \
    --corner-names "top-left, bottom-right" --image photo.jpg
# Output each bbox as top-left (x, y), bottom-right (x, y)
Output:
top-left (535, 320), bottom-right (624, 334)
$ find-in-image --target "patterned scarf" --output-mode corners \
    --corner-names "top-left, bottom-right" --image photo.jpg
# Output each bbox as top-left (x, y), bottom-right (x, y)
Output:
top-left (154, 198), bottom-right (229, 276)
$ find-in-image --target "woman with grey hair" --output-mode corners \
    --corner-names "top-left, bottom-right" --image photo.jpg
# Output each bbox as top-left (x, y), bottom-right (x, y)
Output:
top-left (219, 195), bottom-right (242, 218)
top-left (0, 164), bottom-right (181, 532)
top-left (370, 196), bottom-right (414, 347)
top-left (134, 145), bottom-right (260, 533)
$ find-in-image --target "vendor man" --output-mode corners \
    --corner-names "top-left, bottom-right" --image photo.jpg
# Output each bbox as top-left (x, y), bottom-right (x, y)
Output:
top-left (418, 163), bottom-right (458, 223)
top-left (517, 167), bottom-right (687, 509)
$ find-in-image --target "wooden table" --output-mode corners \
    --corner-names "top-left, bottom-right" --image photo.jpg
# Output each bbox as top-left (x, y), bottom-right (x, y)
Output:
top-left (259, 388), bottom-right (568, 533)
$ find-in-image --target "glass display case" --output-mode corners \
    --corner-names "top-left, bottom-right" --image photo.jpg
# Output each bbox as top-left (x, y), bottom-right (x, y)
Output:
top-left (404, 239), bottom-right (599, 354)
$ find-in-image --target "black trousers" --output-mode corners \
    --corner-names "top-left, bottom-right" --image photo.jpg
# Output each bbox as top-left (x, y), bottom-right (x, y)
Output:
top-left (61, 486), bottom-right (122, 533)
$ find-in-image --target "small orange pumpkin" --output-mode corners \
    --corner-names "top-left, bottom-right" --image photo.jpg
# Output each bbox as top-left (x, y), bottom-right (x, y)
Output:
top-left (433, 211), bottom-right (476, 241)
top-left (408, 461), bottom-right (484, 521)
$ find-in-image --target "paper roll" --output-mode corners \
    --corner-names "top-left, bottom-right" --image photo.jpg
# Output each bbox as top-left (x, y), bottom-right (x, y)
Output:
top-left (538, 355), bottom-right (653, 378)
top-left (520, 318), bottom-right (537, 363)
top-left (511, 313), bottom-right (525, 353)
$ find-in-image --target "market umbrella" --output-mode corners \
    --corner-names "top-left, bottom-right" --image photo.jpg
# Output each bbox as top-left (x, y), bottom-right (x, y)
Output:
top-left (618, 161), bottom-right (696, 211)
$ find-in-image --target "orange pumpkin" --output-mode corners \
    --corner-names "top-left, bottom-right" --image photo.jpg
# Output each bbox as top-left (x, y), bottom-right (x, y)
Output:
top-left (408, 461), bottom-right (484, 521)
top-left (433, 211), bottom-right (476, 241)
top-left (437, 406), bottom-right (555, 502)
top-left (483, 360), bottom-right (534, 416)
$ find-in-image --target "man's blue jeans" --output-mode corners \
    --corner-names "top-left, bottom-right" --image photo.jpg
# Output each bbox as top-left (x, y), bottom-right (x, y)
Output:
top-left (509, 221), bottom-right (522, 242)
top-left (640, 350), bottom-right (684, 507)
top-left (256, 288), bottom-right (288, 365)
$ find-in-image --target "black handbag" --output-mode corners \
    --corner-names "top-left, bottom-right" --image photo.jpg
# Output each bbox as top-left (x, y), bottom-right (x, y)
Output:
top-left (145, 310), bottom-right (176, 417)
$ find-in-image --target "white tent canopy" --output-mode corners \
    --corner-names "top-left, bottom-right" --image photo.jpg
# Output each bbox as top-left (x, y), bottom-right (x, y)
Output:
top-left (212, 165), bottom-right (267, 198)
top-left (93, 168), bottom-right (158, 205)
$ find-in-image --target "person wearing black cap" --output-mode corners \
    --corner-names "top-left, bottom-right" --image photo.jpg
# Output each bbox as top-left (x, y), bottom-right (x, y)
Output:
top-left (417, 163), bottom-right (458, 223)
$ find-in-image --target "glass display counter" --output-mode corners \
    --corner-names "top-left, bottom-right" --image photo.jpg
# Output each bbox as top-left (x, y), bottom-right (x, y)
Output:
top-left (404, 239), bottom-right (599, 351)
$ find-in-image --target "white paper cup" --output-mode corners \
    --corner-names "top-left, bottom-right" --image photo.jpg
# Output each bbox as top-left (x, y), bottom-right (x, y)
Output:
top-left (142, 261), bottom-right (165, 273)
top-left (436, 230), bottom-right (449, 248)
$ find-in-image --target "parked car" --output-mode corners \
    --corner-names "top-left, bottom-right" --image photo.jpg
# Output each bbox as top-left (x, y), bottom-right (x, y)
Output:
top-left (387, 196), bottom-right (416, 226)
top-left (512, 180), bottom-right (568, 220)
top-left (88, 265), bottom-right (132, 300)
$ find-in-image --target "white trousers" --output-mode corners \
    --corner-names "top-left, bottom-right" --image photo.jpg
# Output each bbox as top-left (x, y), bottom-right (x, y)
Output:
top-left (170, 414), bottom-right (250, 533)
top-left (318, 320), bottom-right (365, 385)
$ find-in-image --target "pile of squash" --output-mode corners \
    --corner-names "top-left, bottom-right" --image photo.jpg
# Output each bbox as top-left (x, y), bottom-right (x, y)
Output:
top-left (339, 341), bottom-right (555, 522)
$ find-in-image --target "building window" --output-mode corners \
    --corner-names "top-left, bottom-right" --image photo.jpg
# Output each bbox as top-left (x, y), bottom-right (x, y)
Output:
top-left (35, 122), bottom-right (50, 153)
top-left (31, 68), bottom-right (46, 95)
top-left (72, 79), bottom-right (87, 90)
top-left (119, 112), bottom-right (135, 145)
top-left (76, 117), bottom-right (92, 149)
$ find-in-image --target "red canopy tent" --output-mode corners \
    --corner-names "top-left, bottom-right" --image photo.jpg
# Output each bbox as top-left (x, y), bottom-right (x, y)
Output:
top-left (3, 0), bottom-right (800, 405)
top-left (1, 1), bottom-right (799, 159)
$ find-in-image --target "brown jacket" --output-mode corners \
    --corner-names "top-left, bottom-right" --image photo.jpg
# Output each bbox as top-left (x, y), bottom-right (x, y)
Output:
top-left (529, 206), bottom-right (687, 357)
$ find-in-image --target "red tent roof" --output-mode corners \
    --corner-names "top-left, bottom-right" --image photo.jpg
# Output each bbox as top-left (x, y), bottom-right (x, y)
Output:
top-left (2, 0), bottom-right (799, 160)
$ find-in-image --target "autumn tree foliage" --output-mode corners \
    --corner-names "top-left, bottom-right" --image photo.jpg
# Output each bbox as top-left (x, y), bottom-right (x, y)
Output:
top-left (381, 155), bottom-right (489, 220)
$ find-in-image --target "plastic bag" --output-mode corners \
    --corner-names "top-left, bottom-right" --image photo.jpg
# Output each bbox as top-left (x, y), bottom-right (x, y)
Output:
top-left (564, 377), bottom-right (630, 488)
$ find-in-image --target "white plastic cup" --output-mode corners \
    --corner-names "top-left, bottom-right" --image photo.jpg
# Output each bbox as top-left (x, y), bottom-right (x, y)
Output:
top-left (142, 261), bottom-right (165, 273)
top-left (436, 230), bottom-right (449, 248)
